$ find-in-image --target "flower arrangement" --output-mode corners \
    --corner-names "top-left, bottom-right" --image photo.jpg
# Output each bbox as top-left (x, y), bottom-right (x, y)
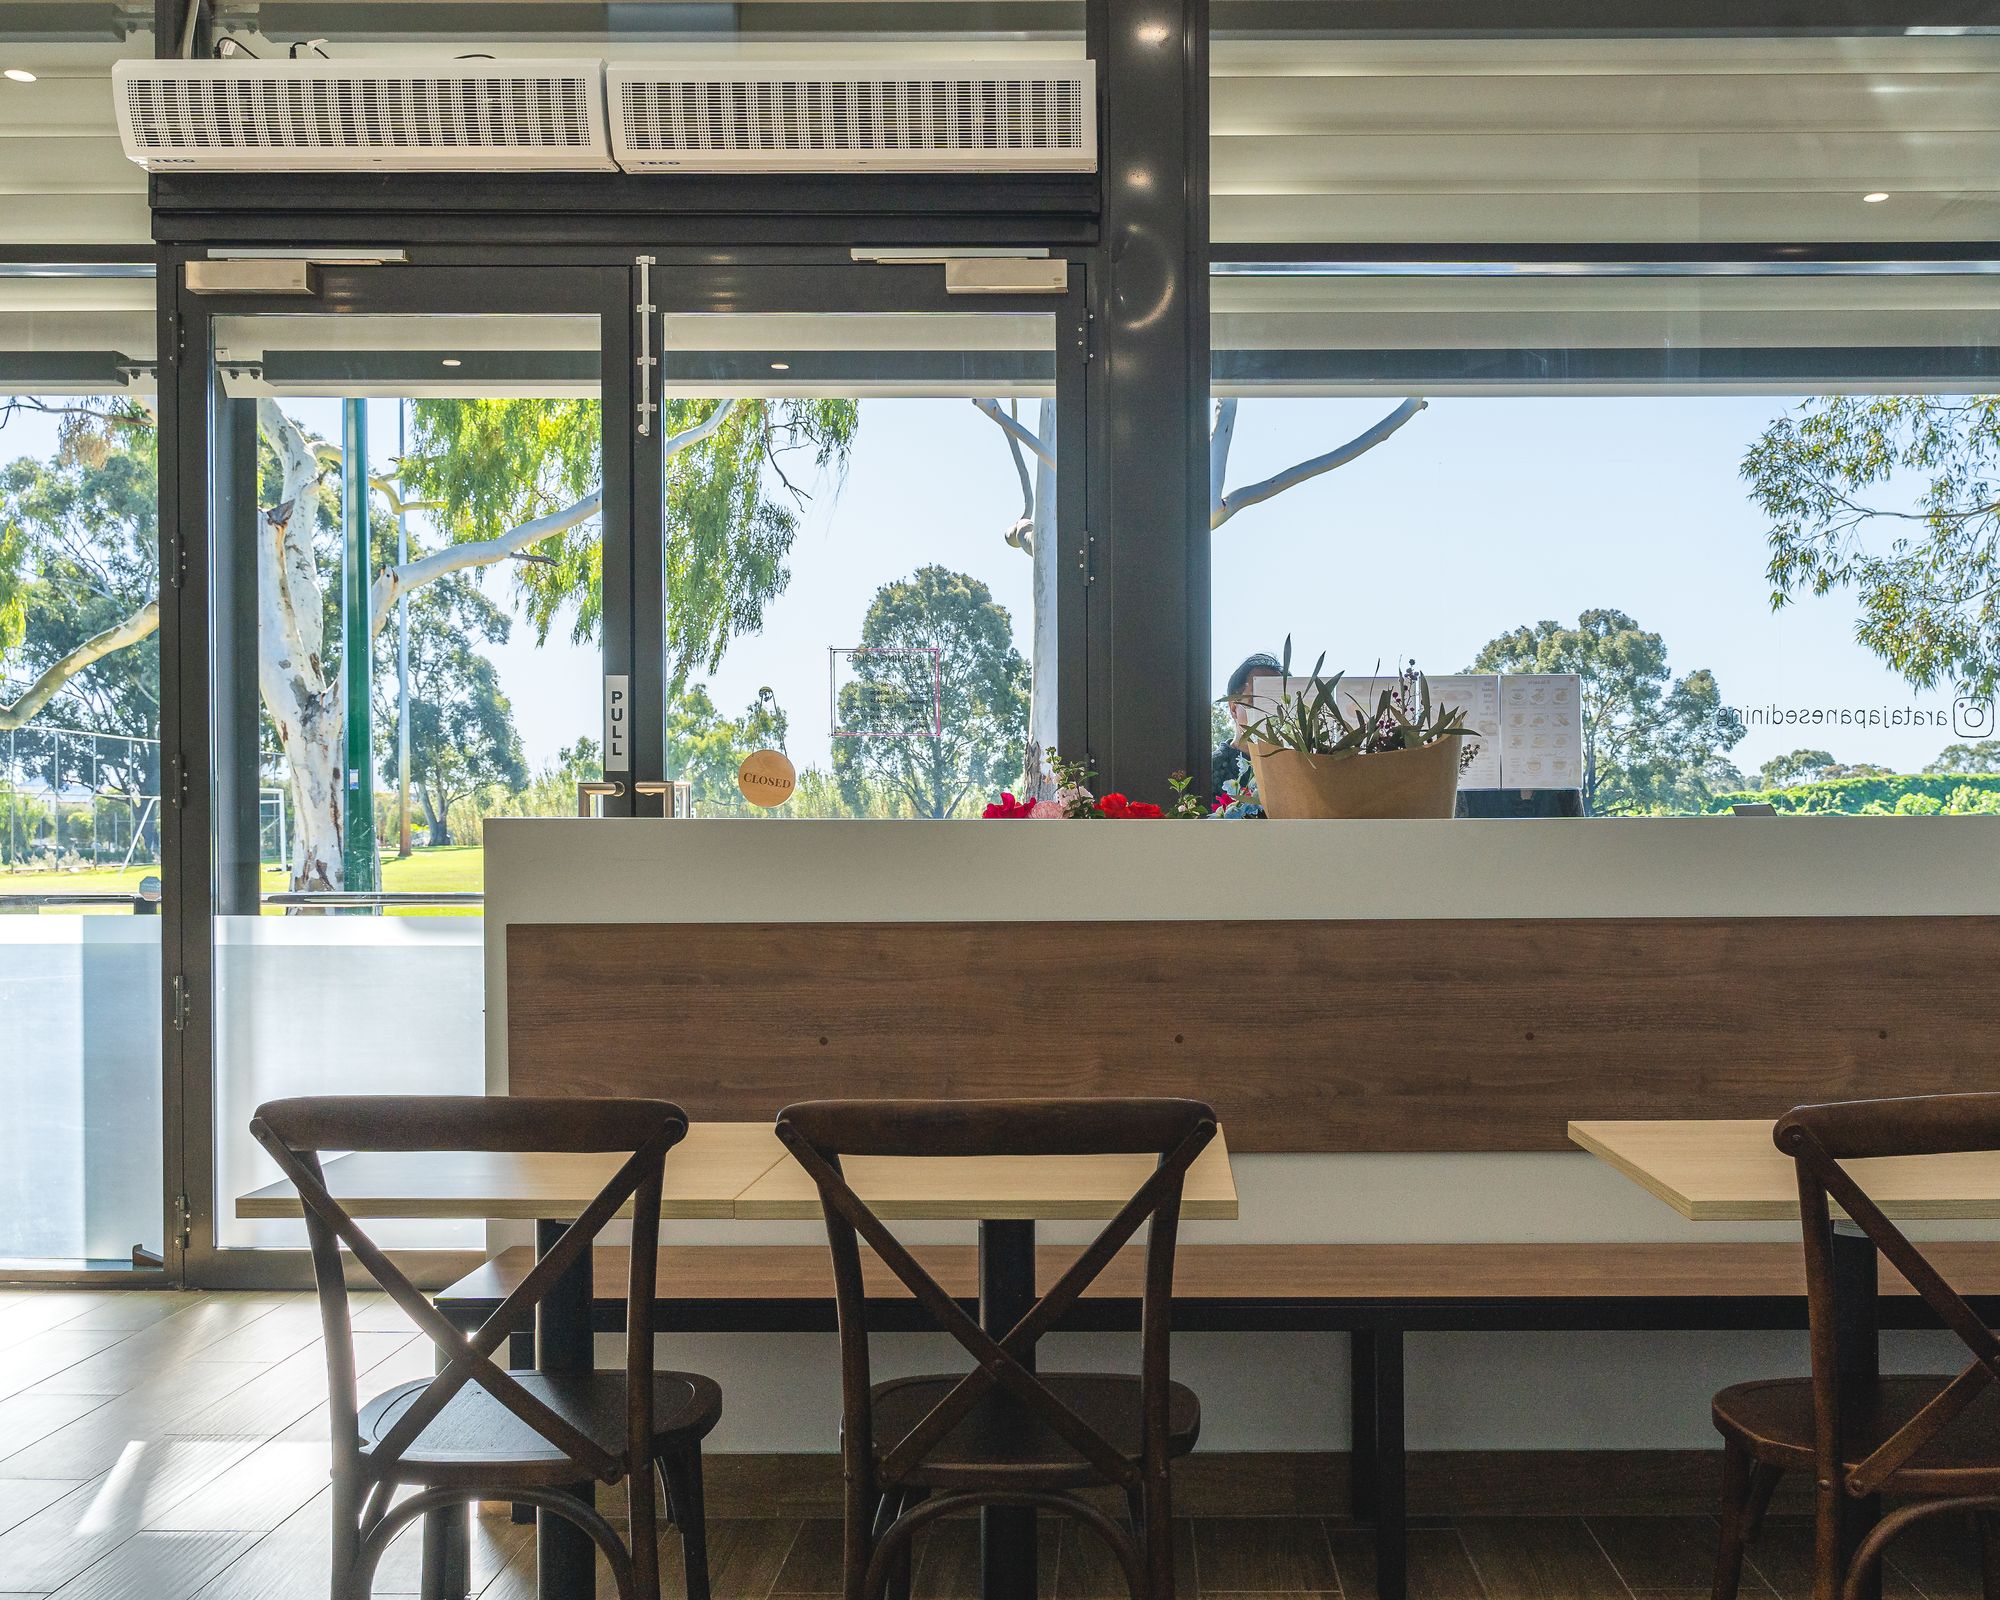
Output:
top-left (982, 751), bottom-right (1167, 819)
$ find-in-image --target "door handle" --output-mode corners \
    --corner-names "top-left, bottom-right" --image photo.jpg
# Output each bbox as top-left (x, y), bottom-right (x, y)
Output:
top-left (576, 780), bottom-right (624, 817)
top-left (634, 780), bottom-right (693, 818)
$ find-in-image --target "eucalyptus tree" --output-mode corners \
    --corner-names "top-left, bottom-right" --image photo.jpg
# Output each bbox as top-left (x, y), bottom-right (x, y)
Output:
top-left (971, 395), bottom-right (1426, 762)
top-left (1, 393), bottom-right (855, 889)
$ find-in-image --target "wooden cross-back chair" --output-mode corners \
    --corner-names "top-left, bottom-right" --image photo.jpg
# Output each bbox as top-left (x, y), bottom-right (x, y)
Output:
top-left (250, 1095), bottom-right (722, 1600)
top-left (775, 1096), bottom-right (1217, 1600)
top-left (1711, 1094), bottom-right (2000, 1600)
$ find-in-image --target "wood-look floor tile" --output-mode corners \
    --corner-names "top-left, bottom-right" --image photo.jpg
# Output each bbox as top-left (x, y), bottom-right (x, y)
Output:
top-left (144, 1438), bottom-right (330, 1533)
top-left (1196, 1518), bottom-right (1339, 1593)
top-left (0, 1364), bottom-right (269, 1481)
top-left (912, 1514), bottom-right (1060, 1600)
top-left (1586, 1516), bottom-right (1766, 1597)
top-left (1457, 1518), bottom-right (1627, 1600)
top-left (0, 1332), bottom-right (132, 1403)
top-left (0, 1392), bottom-right (113, 1459)
top-left (54, 1294), bottom-right (192, 1334)
top-left (1877, 1511), bottom-right (1989, 1600)
top-left (0, 1478), bottom-right (82, 1542)
top-left (0, 1439), bottom-right (260, 1592)
top-left (47, 1529), bottom-right (255, 1600)
top-left (1328, 1527), bottom-right (1482, 1600)
top-left (0, 1296), bottom-right (116, 1353)
top-left (703, 1516), bottom-right (806, 1600)
top-left (771, 1516), bottom-right (844, 1593)
top-left (1745, 1520), bottom-right (1923, 1600)
top-left (1055, 1511), bottom-right (1193, 1598)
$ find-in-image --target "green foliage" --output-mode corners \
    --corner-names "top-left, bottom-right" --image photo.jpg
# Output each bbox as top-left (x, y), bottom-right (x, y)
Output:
top-left (833, 565), bottom-right (1029, 819)
top-left (1753, 748), bottom-right (1893, 787)
top-left (372, 572), bottom-right (526, 846)
top-left (666, 683), bottom-right (790, 816)
top-left (0, 409), bottom-right (160, 842)
top-left (1709, 772), bottom-right (2000, 815)
top-left (1744, 394), bottom-right (2000, 693)
top-left (1469, 608), bottom-right (1745, 815)
top-left (396, 397), bottom-right (858, 696)
top-left (505, 738), bottom-right (604, 819)
top-left (1927, 739), bottom-right (2000, 775)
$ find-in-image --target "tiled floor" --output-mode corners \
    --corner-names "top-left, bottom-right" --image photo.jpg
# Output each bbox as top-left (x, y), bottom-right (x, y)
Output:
top-left (0, 1288), bottom-right (1987, 1599)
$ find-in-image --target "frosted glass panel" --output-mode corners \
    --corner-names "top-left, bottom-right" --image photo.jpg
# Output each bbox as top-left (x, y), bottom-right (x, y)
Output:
top-left (0, 919), bottom-right (161, 1261)
top-left (215, 915), bottom-right (483, 1248)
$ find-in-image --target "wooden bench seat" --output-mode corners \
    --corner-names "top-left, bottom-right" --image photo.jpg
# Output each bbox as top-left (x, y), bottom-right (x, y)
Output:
top-left (437, 1239), bottom-right (2000, 1332)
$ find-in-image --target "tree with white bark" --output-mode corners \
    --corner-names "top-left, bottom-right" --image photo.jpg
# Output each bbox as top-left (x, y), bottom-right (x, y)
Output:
top-left (2, 393), bottom-right (854, 890)
top-left (970, 393), bottom-right (1427, 767)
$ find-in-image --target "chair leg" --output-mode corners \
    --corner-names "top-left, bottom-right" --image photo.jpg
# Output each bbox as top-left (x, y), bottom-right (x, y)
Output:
top-left (660, 1446), bottom-right (711, 1600)
top-left (629, 1460), bottom-right (662, 1600)
top-left (1745, 1465), bottom-right (1784, 1545)
top-left (1977, 1510), bottom-right (2000, 1600)
top-left (1142, 1471), bottom-right (1175, 1600)
top-left (1713, 1436), bottom-right (1758, 1600)
top-left (1813, 1476), bottom-right (1845, 1600)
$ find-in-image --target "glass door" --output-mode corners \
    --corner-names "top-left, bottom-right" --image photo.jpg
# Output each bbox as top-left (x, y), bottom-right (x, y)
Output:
top-left (644, 261), bottom-right (1088, 820)
top-left (176, 262), bottom-right (632, 1283)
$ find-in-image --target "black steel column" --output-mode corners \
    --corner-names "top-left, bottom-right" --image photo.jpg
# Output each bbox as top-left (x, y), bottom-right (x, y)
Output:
top-left (1349, 1330), bottom-right (1379, 1522)
top-left (209, 397), bottom-right (262, 916)
top-left (980, 1219), bottom-right (1039, 1600)
top-left (1086, 0), bottom-right (1211, 799)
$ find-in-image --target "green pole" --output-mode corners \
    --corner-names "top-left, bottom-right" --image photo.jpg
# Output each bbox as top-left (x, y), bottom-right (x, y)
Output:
top-left (340, 399), bottom-right (379, 896)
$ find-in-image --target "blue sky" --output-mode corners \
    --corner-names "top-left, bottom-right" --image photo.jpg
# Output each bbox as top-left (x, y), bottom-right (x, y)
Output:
top-left (1, 387), bottom-right (1972, 784)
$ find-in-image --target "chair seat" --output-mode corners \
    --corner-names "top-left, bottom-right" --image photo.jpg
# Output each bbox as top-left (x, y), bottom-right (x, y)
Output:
top-left (869, 1371), bottom-right (1200, 1490)
top-left (358, 1370), bottom-right (722, 1488)
top-left (1714, 1375), bottom-right (2000, 1493)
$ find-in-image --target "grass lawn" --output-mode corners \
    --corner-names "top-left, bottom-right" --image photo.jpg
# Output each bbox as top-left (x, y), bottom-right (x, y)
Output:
top-left (1, 845), bottom-right (487, 911)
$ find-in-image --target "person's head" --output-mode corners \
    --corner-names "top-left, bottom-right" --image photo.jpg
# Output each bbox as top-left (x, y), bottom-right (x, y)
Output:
top-left (1223, 652), bottom-right (1283, 745)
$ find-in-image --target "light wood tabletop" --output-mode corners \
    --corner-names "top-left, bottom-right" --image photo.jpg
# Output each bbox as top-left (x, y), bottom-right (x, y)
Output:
top-left (733, 1127), bottom-right (1239, 1221)
top-left (234, 1120), bottom-right (1238, 1223)
top-left (1569, 1118), bottom-right (2000, 1222)
top-left (234, 1121), bottom-right (788, 1220)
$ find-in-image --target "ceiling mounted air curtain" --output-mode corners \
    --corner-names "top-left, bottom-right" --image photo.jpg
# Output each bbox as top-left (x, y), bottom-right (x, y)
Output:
top-left (112, 57), bottom-right (613, 172)
top-left (604, 61), bottom-right (1097, 173)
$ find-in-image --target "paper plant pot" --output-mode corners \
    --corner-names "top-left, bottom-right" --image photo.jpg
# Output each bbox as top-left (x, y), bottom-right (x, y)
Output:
top-left (1246, 735), bottom-right (1464, 820)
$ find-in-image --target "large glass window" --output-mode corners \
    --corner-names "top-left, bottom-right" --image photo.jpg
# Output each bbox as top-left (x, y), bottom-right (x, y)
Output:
top-left (208, 305), bottom-right (605, 1247)
top-left (658, 298), bottom-right (1066, 819)
top-left (0, 268), bottom-right (162, 1263)
top-left (1208, 24), bottom-right (2000, 817)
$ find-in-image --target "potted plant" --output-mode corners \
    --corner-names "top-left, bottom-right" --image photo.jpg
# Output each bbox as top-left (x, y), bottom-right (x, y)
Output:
top-left (1237, 642), bottom-right (1478, 820)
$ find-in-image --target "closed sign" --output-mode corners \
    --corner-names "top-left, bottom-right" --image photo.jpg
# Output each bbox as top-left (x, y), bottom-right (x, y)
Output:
top-left (737, 749), bottom-right (796, 807)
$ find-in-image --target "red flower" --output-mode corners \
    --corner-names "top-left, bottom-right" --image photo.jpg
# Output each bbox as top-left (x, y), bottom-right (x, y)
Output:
top-left (982, 791), bottom-right (1036, 819)
top-left (1099, 792), bottom-right (1130, 817)
top-left (1124, 800), bottom-right (1164, 819)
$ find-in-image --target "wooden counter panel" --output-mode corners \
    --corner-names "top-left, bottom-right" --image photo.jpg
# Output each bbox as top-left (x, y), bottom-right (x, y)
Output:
top-left (506, 917), bottom-right (2000, 1152)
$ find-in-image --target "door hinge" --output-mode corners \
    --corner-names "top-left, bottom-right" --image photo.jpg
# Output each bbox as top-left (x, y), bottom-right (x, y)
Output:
top-left (634, 255), bottom-right (658, 439)
top-left (170, 973), bottom-right (191, 1033)
top-left (165, 751), bottom-right (189, 807)
top-left (163, 531), bottom-right (185, 590)
top-left (1078, 528), bottom-right (1095, 585)
top-left (173, 1193), bottom-right (192, 1252)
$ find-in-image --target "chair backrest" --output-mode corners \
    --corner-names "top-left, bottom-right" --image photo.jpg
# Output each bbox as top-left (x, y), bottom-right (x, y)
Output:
top-left (250, 1094), bottom-right (686, 1487)
top-left (775, 1096), bottom-right (1216, 1494)
top-left (1776, 1093), bottom-right (2000, 1498)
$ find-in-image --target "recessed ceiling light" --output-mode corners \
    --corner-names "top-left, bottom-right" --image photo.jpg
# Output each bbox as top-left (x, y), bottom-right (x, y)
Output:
top-left (1863, 191), bottom-right (1890, 203)
top-left (440, 357), bottom-right (461, 367)
top-left (769, 362), bottom-right (790, 371)
top-left (2, 69), bottom-right (36, 83)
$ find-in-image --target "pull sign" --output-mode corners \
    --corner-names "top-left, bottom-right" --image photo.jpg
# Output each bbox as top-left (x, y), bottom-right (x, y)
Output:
top-left (603, 675), bottom-right (631, 773)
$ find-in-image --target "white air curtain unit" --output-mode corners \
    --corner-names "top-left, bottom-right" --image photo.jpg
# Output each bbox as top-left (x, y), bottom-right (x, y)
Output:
top-left (605, 61), bottom-right (1096, 173)
top-left (112, 58), bottom-right (613, 172)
